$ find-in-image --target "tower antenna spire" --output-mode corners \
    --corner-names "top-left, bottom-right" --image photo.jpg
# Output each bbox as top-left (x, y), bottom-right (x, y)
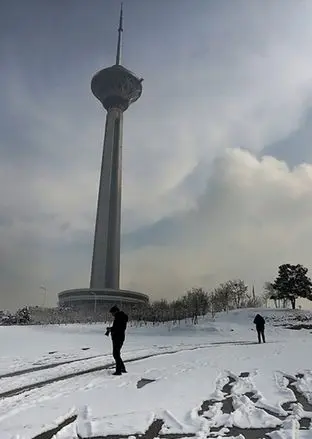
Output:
top-left (116, 3), bottom-right (123, 65)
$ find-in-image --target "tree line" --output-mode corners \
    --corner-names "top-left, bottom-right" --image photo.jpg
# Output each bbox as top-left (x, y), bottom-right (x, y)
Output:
top-left (131, 279), bottom-right (263, 324)
top-left (132, 263), bottom-right (312, 323)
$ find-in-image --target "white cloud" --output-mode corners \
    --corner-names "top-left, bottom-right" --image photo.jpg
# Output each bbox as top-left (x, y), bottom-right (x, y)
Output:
top-left (121, 149), bottom-right (312, 303)
top-left (121, 1), bottom-right (312, 228)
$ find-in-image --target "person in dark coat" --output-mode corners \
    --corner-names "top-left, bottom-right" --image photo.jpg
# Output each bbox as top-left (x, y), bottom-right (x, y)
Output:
top-left (106, 305), bottom-right (128, 375)
top-left (253, 313), bottom-right (266, 343)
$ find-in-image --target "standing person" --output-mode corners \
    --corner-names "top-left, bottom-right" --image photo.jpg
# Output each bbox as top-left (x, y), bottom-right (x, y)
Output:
top-left (253, 313), bottom-right (266, 344)
top-left (106, 305), bottom-right (128, 375)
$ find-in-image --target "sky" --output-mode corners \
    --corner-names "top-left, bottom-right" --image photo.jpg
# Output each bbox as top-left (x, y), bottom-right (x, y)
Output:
top-left (2, 0), bottom-right (312, 310)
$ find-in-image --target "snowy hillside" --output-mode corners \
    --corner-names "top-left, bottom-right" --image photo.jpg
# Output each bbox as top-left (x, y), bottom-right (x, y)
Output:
top-left (0, 308), bottom-right (312, 439)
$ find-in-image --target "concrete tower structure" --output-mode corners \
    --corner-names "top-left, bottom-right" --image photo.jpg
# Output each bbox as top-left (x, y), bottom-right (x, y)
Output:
top-left (90, 3), bottom-right (142, 290)
top-left (58, 4), bottom-right (149, 311)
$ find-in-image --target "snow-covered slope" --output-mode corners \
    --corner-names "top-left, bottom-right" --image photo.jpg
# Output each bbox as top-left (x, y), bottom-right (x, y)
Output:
top-left (0, 308), bottom-right (312, 439)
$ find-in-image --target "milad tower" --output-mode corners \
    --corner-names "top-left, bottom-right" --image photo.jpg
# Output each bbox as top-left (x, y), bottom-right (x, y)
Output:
top-left (58, 5), bottom-right (149, 311)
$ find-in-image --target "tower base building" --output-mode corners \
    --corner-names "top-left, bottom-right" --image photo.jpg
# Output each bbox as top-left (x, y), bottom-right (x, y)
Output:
top-left (58, 288), bottom-right (149, 313)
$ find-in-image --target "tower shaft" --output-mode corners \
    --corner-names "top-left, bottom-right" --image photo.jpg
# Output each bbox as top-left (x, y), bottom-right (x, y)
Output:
top-left (90, 108), bottom-right (123, 290)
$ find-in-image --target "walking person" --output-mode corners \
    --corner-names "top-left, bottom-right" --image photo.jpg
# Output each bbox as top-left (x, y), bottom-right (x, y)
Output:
top-left (106, 305), bottom-right (128, 375)
top-left (253, 313), bottom-right (266, 344)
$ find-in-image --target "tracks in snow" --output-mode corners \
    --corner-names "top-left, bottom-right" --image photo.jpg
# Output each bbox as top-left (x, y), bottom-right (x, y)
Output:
top-left (1, 339), bottom-right (294, 439)
top-left (0, 341), bottom-right (258, 400)
top-left (0, 354), bottom-right (104, 380)
top-left (35, 371), bottom-right (312, 439)
top-left (31, 415), bottom-right (77, 439)
top-left (0, 344), bottom-right (217, 400)
top-left (0, 340), bottom-right (257, 379)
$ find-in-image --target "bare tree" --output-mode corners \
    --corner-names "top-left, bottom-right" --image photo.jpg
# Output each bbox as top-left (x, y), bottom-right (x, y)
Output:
top-left (230, 280), bottom-right (248, 308)
top-left (183, 288), bottom-right (209, 324)
top-left (263, 281), bottom-right (279, 308)
top-left (213, 279), bottom-right (248, 312)
top-left (170, 299), bottom-right (187, 324)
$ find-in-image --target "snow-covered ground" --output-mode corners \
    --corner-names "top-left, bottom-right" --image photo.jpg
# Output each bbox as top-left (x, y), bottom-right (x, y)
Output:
top-left (1, 308), bottom-right (312, 439)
